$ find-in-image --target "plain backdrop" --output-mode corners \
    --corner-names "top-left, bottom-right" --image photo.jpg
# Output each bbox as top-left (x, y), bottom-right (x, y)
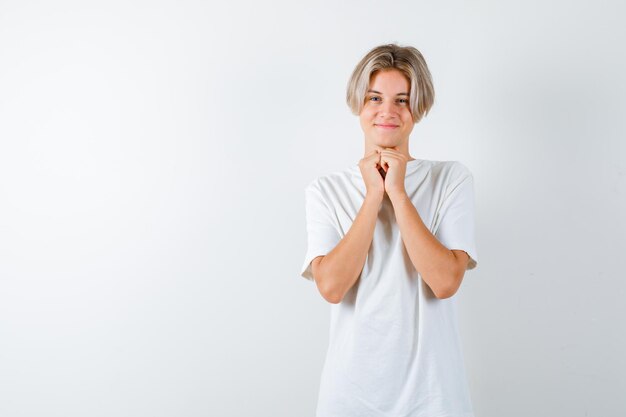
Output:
top-left (1, 1), bottom-right (625, 416)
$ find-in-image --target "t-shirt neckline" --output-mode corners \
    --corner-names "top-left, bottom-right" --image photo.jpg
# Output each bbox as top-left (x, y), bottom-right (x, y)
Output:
top-left (350, 158), bottom-right (425, 176)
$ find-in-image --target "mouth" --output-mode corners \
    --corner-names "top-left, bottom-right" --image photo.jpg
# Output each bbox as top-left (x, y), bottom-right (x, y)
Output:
top-left (375, 124), bottom-right (399, 130)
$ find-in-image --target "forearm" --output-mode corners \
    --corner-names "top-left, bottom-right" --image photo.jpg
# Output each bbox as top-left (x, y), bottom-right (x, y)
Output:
top-left (318, 194), bottom-right (382, 302)
top-left (388, 191), bottom-right (458, 298)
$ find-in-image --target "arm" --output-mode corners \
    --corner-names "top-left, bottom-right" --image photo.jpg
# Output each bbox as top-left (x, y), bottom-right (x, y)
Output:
top-left (388, 191), bottom-right (469, 299)
top-left (311, 194), bottom-right (383, 304)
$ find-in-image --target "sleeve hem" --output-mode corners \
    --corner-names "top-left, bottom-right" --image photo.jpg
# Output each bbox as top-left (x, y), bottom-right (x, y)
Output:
top-left (450, 247), bottom-right (478, 270)
top-left (300, 249), bottom-right (332, 281)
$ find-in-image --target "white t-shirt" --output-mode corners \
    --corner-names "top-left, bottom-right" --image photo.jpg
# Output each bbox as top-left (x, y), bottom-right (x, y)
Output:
top-left (300, 158), bottom-right (479, 417)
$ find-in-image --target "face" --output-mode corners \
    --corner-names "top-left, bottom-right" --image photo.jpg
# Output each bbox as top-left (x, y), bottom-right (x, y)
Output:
top-left (359, 69), bottom-right (415, 150)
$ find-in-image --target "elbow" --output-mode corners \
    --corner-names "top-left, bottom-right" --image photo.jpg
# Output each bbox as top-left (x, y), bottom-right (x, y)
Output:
top-left (434, 285), bottom-right (457, 299)
top-left (317, 276), bottom-right (346, 304)
top-left (433, 255), bottom-right (466, 299)
top-left (433, 273), bottom-right (462, 299)
top-left (319, 282), bottom-right (345, 304)
top-left (313, 260), bottom-right (347, 304)
top-left (323, 292), bottom-right (344, 304)
top-left (314, 270), bottom-right (343, 303)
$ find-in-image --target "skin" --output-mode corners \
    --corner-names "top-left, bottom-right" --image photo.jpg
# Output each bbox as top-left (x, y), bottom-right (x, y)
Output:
top-left (312, 69), bottom-right (470, 303)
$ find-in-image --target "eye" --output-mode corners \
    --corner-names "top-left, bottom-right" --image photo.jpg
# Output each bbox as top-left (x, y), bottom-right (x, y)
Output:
top-left (397, 98), bottom-right (409, 104)
top-left (368, 96), bottom-right (381, 102)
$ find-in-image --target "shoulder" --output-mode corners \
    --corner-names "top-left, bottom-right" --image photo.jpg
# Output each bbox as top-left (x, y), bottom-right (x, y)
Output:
top-left (303, 166), bottom-right (357, 194)
top-left (427, 159), bottom-right (472, 176)
top-left (426, 159), bottom-right (473, 184)
top-left (415, 160), bottom-right (474, 200)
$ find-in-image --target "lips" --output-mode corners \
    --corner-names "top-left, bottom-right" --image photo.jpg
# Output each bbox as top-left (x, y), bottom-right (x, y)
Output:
top-left (375, 123), bottom-right (399, 129)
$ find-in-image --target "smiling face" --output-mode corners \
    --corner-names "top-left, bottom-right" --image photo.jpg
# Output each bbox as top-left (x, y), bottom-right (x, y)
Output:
top-left (359, 68), bottom-right (415, 151)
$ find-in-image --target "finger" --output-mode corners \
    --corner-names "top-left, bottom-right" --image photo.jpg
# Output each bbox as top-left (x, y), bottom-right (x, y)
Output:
top-left (380, 149), bottom-right (401, 157)
top-left (380, 152), bottom-right (402, 165)
top-left (366, 154), bottom-right (382, 166)
top-left (381, 152), bottom-right (407, 166)
top-left (380, 152), bottom-right (396, 162)
top-left (363, 151), bottom-right (380, 164)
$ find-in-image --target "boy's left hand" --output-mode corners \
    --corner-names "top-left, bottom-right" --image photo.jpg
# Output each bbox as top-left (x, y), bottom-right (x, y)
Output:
top-left (379, 147), bottom-right (408, 198)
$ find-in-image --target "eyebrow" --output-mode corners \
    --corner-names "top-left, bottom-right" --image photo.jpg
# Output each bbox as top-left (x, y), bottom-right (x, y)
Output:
top-left (367, 89), bottom-right (409, 96)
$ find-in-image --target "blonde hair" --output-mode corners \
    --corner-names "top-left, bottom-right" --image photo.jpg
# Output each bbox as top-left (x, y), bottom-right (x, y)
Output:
top-left (346, 43), bottom-right (435, 123)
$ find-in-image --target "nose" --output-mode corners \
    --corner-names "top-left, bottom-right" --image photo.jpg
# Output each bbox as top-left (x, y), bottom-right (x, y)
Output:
top-left (378, 100), bottom-right (399, 118)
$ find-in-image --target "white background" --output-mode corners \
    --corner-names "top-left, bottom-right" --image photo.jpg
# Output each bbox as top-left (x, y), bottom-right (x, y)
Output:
top-left (1, 1), bottom-right (625, 416)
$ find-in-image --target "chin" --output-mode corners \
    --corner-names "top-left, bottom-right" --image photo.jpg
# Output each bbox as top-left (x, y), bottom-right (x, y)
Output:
top-left (375, 137), bottom-right (399, 146)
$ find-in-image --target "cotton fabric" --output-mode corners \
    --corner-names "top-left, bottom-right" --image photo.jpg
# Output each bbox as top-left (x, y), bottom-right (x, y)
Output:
top-left (300, 158), bottom-right (479, 417)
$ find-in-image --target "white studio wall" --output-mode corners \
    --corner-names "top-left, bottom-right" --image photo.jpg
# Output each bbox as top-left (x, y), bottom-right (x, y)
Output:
top-left (0, 1), bottom-right (624, 416)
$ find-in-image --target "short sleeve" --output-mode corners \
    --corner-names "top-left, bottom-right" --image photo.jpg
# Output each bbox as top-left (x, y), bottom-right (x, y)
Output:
top-left (299, 182), bottom-right (342, 281)
top-left (434, 168), bottom-right (479, 270)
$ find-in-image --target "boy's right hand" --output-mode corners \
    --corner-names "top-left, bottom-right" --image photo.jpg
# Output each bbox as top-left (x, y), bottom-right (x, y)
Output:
top-left (358, 150), bottom-right (385, 201)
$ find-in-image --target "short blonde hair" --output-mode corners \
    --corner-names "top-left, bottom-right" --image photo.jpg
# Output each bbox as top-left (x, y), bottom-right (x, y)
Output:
top-left (346, 43), bottom-right (435, 123)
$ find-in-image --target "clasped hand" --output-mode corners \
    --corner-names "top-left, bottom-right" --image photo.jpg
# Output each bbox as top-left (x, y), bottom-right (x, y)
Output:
top-left (358, 147), bottom-right (408, 199)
